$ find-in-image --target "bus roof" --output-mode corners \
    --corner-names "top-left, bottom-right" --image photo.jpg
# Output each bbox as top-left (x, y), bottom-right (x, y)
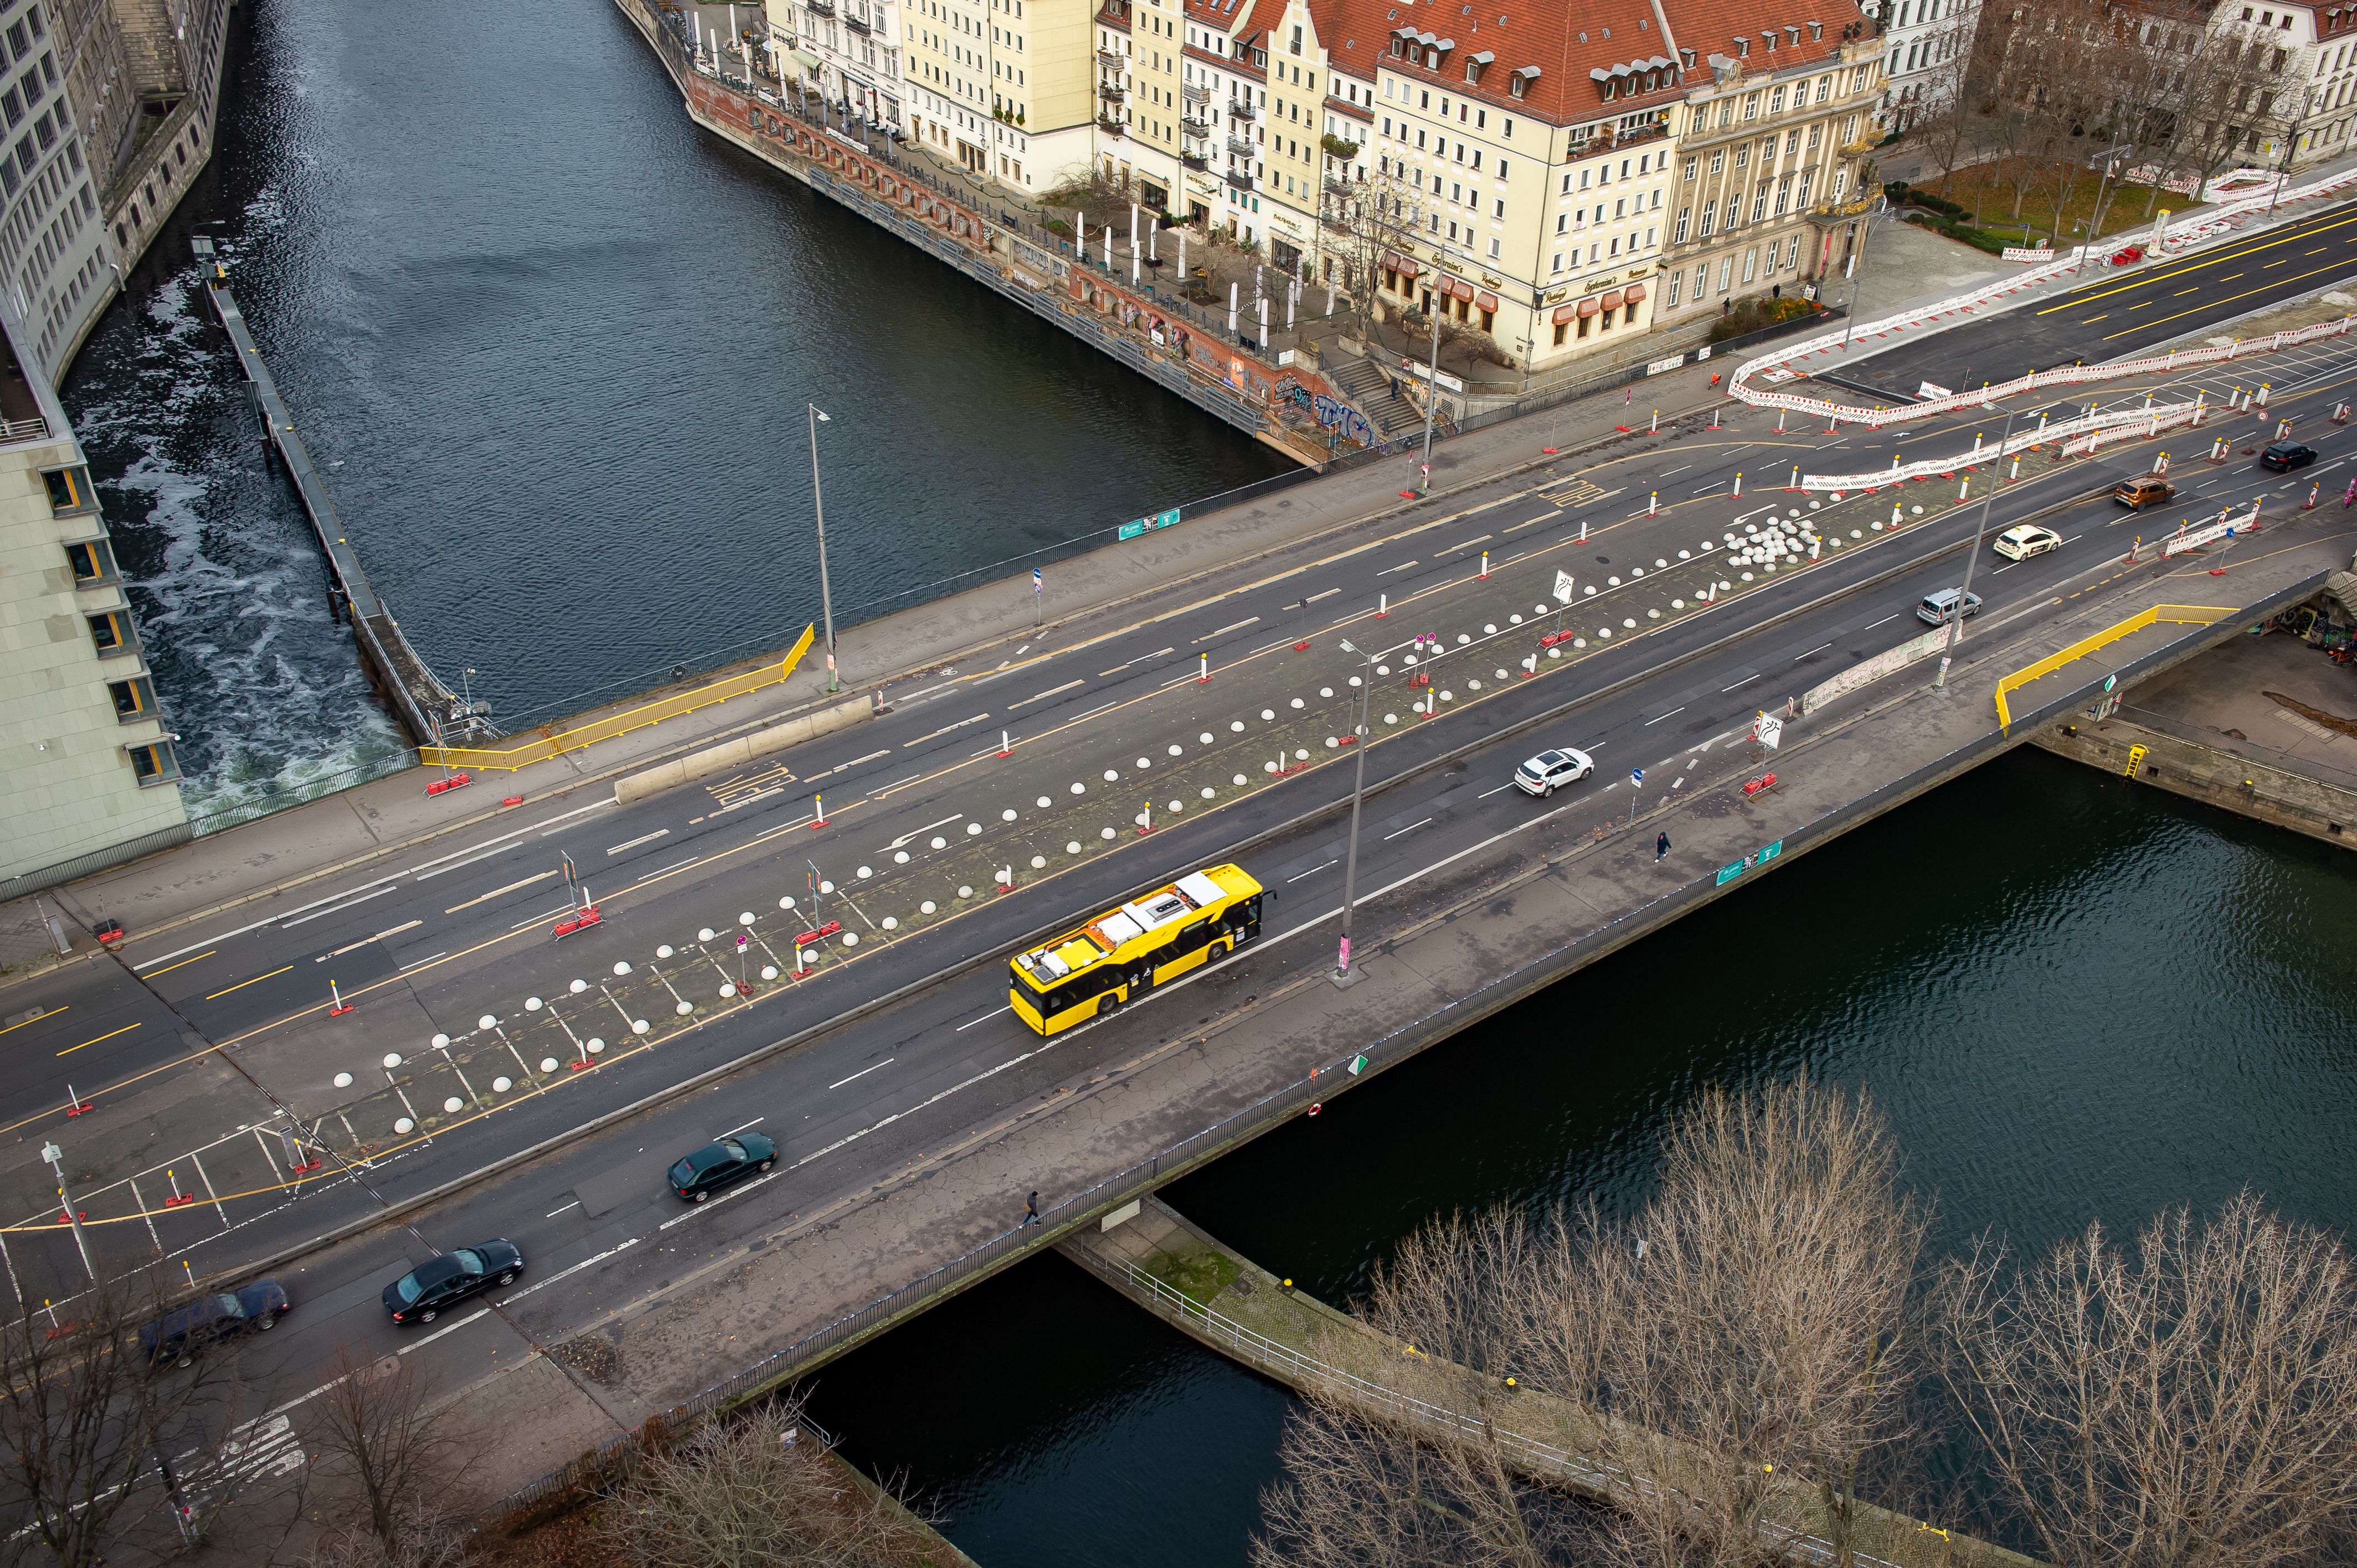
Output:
top-left (1012, 864), bottom-right (1260, 988)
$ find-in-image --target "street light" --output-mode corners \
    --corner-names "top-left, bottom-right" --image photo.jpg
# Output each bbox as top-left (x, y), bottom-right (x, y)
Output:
top-left (1417, 240), bottom-right (1466, 496)
top-left (1934, 402), bottom-right (2020, 689)
top-left (1331, 639), bottom-right (1377, 987)
top-left (807, 403), bottom-right (841, 693)
top-left (1839, 198), bottom-right (1890, 357)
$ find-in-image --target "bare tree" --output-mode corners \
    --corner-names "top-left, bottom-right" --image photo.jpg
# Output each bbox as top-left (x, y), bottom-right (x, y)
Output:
top-left (296, 1345), bottom-right (469, 1564)
top-left (0, 1278), bottom-right (265, 1567)
top-left (1939, 1190), bottom-right (2357, 1568)
top-left (603, 1404), bottom-right (941, 1568)
top-left (1315, 163), bottom-right (1425, 332)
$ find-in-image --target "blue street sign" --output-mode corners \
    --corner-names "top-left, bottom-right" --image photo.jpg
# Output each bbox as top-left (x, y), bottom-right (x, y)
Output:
top-left (1632, 767), bottom-right (1644, 788)
top-left (1033, 568), bottom-right (1043, 593)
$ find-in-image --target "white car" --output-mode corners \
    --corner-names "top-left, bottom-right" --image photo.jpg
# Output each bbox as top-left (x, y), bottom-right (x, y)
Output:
top-left (1514, 747), bottom-right (1595, 797)
top-left (1993, 524), bottom-right (2062, 561)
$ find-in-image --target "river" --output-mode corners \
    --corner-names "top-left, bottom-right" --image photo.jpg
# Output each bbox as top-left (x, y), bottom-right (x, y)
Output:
top-left (58, 0), bottom-right (1289, 830)
top-left (800, 746), bottom-right (2357, 1564)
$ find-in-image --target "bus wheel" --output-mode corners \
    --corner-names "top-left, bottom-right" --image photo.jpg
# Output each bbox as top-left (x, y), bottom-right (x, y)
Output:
top-left (1098, 993), bottom-right (1123, 1018)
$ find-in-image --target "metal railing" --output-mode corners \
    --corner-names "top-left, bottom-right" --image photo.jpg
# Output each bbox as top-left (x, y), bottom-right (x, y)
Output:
top-left (0, 413), bottom-right (51, 444)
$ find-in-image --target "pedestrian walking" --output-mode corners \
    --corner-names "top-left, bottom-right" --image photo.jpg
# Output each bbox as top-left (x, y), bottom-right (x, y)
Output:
top-left (1655, 831), bottom-right (1671, 862)
top-left (1020, 1190), bottom-right (1041, 1227)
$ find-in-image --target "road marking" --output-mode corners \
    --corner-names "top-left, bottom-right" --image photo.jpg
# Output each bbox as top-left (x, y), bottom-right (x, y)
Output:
top-left (1382, 817), bottom-right (1436, 840)
top-left (1376, 559), bottom-right (1421, 575)
top-left (448, 870), bottom-right (562, 911)
top-left (546, 1200), bottom-right (580, 1218)
top-left (831, 1056), bottom-right (900, 1086)
top-left (1009, 679), bottom-right (1084, 710)
top-left (1477, 783), bottom-right (1517, 798)
top-left (58, 1022), bottom-right (140, 1057)
top-left (1097, 648), bottom-right (1175, 675)
top-left (331, 920), bottom-right (421, 957)
top-left (399, 951), bottom-right (450, 972)
top-left (141, 951), bottom-right (215, 980)
top-left (411, 840), bottom-right (523, 883)
top-left (1196, 617), bottom-right (1261, 641)
top-left (0, 1007), bottom-right (65, 1037)
top-left (1305, 587), bottom-right (1341, 604)
top-left (277, 884), bottom-right (403, 929)
top-left (1504, 508), bottom-right (1561, 533)
top-left (1440, 533), bottom-right (1494, 554)
top-left (889, 813), bottom-right (968, 849)
top-left (497, 1245), bottom-right (637, 1307)
top-left (1794, 642), bottom-right (1833, 661)
top-left (1659, 463), bottom-right (1692, 476)
top-left (636, 855), bottom-right (703, 884)
top-left (1863, 613), bottom-right (1900, 630)
top-left (398, 1308), bottom-right (492, 1351)
top-left (876, 773), bottom-right (925, 794)
top-left (830, 749), bottom-right (892, 773)
top-left (717, 787), bottom-right (781, 814)
top-left (1644, 706), bottom-right (1687, 724)
top-left (510, 903), bottom-right (578, 932)
top-left (719, 1117), bottom-right (766, 1137)
top-left (1286, 858), bottom-right (1340, 881)
top-left (905, 712), bottom-right (991, 746)
top-left (207, 966), bottom-right (292, 1001)
top-left (1721, 673), bottom-right (1761, 691)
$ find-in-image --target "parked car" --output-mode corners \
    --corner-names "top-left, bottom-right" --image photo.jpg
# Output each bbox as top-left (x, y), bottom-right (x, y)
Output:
top-left (382, 1240), bottom-right (523, 1325)
top-left (1994, 524), bottom-right (2065, 561)
top-left (668, 1133), bottom-right (778, 1203)
top-left (139, 1281), bottom-right (289, 1366)
top-left (1916, 589), bottom-right (1984, 626)
top-left (2111, 244), bottom-right (2144, 265)
top-left (2113, 475), bottom-right (2175, 510)
top-left (1512, 746), bottom-right (1596, 798)
top-left (2260, 440), bottom-right (2318, 472)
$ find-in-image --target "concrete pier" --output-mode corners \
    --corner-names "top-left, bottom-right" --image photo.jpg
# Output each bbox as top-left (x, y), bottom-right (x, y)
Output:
top-left (193, 240), bottom-right (456, 747)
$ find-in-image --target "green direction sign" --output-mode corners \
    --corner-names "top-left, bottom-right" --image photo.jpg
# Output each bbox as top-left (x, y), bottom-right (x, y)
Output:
top-left (1349, 1054), bottom-right (1368, 1076)
top-left (1118, 507), bottom-right (1182, 541)
top-left (1714, 839), bottom-right (1785, 886)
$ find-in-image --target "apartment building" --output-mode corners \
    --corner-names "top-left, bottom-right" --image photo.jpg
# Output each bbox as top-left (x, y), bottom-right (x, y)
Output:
top-left (0, 0), bottom-right (112, 389)
top-left (2202, 1), bottom-right (2357, 168)
top-left (81, 0), bottom-right (238, 282)
top-left (0, 309), bottom-right (187, 893)
top-left (1654, 18), bottom-right (1883, 329)
top-left (1871, 0), bottom-right (1972, 130)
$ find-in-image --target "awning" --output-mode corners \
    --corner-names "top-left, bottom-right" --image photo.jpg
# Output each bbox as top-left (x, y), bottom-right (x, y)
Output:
top-left (1553, 302), bottom-right (1580, 324)
top-left (1474, 290), bottom-right (1499, 312)
top-left (1576, 296), bottom-right (1601, 317)
top-left (1442, 276), bottom-right (1475, 302)
top-left (1599, 288), bottom-right (1624, 311)
top-left (1623, 281), bottom-right (1647, 303)
top-left (1385, 253), bottom-right (1422, 277)
top-left (791, 49), bottom-right (825, 73)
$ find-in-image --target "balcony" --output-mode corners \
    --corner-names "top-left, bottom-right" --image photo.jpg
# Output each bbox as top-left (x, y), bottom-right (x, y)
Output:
top-left (1099, 80), bottom-right (1128, 101)
top-left (1097, 48), bottom-right (1127, 68)
top-left (1224, 168), bottom-right (1254, 193)
top-left (843, 11), bottom-right (869, 32)
top-left (1098, 115), bottom-right (1127, 136)
top-left (1181, 112), bottom-right (1210, 135)
top-left (1182, 81), bottom-right (1210, 104)
top-left (1226, 133), bottom-right (1253, 156)
top-left (806, 0), bottom-right (834, 14)
top-left (1228, 97), bottom-right (1255, 121)
top-left (1181, 152), bottom-right (1209, 170)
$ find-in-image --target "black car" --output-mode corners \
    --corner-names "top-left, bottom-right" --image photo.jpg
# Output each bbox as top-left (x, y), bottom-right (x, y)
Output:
top-left (2260, 441), bottom-right (2318, 472)
top-left (382, 1240), bottom-right (523, 1325)
top-left (668, 1133), bottom-right (777, 1202)
top-left (138, 1280), bottom-right (289, 1366)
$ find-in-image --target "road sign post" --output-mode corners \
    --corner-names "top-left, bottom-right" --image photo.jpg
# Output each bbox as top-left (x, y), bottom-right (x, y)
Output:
top-left (1753, 711), bottom-right (1784, 750)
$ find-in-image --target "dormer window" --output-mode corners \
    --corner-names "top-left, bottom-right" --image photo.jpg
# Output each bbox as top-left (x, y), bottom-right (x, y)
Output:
top-left (1680, 45), bottom-right (1695, 67)
top-left (1762, 29), bottom-right (1777, 49)
top-left (1806, 20), bottom-right (1821, 40)
top-left (1509, 71), bottom-right (1526, 95)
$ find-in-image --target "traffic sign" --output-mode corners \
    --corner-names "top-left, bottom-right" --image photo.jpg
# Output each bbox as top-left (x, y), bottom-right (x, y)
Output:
top-left (1754, 712), bottom-right (1784, 750)
top-left (1632, 767), bottom-right (1644, 788)
top-left (1033, 568), bottom-right (1043, 594)
top-left (1349, 1054), bottom-right (1368, 1075)
top-left (1553, 570), bottom-right (1576, 605)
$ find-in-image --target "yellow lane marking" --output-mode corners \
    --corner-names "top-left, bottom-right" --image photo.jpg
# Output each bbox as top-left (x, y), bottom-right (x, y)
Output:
top-left (2102, 259), bottom-right (2357, 339)
top-left (205, 964), bottom-right (292, 1000)
top-left (2174, 287), bottom-right (2199, 296)
top-left (58, 1023), bottom-right (140, 1058)
top-left (2036, 208), bottom-right (2357, 316)
top-left (0, 1007), bottom-right (65, 1038)
top-left (141, 950), bottom-right (217, 979)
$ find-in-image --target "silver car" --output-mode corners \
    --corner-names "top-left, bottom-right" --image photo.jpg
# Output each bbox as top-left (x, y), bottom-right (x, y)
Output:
top-left (1514, 746), bottom-right (1595, 797)
top-left (1915, 588), bottom-right (1983, 626)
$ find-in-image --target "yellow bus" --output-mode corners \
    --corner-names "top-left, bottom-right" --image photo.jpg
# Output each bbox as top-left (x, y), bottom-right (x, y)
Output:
top-left (1008, 864), bottom-right (1264, 1035)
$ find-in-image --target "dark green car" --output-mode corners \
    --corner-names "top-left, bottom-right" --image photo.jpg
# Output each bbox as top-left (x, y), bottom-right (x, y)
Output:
top-left (668, 1133), bottom-right (776, 1201)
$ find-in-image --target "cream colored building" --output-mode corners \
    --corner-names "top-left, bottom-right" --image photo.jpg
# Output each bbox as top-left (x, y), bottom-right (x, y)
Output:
top-left (0, 311), bottom-right (187, 894)
top-left (1655, 23), bottom-right (1883, 327)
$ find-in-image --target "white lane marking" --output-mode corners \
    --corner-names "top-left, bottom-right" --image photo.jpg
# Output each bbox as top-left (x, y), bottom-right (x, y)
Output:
top-left (1009, 679), bottom-right (1084, 710)
top-left (1305, 587), bottom-right (1341, 604)
top-left (1794, 642), bottom-right (1833, 661)
top-left (718, 787), bottom-right (782, 813)
top-left (905, 712), bottom-right (991, 746)
top-left (399, 951), bottom-right (450, 972)
top-left (447, 869), bottom-right (561, 910)
top-left (955, 1005), bottom-right (1012, 1033)
top-left (546, 1200), bottom-right (581, 1218)
top-left (719, 1117), bottom-right (766, 1137)
top-left (1287, 858), bottom-right (1340, 882)
top-left (1014, 644), bottom-right (1031, 656)
top-left (1722, 674), bottom-right (1761, 692)
top-left (279, 885), bottom-right (402, 930)
top-left (1990, 562), bottom-right (2018, 574)
top-left (1098, 647), bottom-right (1176, 676)
top-left (1382, 817), bottom-right (1436, 840)
top-left (1659, 463), bottom-right (1692, 476)
top-left (1504, 508), bottom-right (1561, 533)
top-left (635, 855), bottom-right (703, 885)
top-left (137, 869), bottom-right (414, 967)
top-left (1440, 533), bottom-right (1494, 554)
top-left (1376, 559), bottom-right (1421, 575)
top-left (497, 1241), bottom-right (640, 1307)
top-left (1643, 706), bottom-right (1687, 725)
top-left (412, 840), bottom-right (524, 883)
top-left (831, 1056), bottom-right (899, 1086)
top-left (1862, 613), bottom-right (1901, 630)
top-left (1197, 617), bottom-right (1262, 641)
top-left (1074, 701), bottom-right (1123, 724)
top-left (831, 748), bottom-right (892, 773)
top-left (510, 903), bottom-right (577, 932)
top-left (330, 920), bottom-right (421, 957)
top-left (876, 774), bottom-right (925, 793)
top-left (889, 813), bottom-right (967, 850)
top-left (397, 1307), bottom-right (491, 1353)
top-left (1477, 783), bottom-right (1516, 798)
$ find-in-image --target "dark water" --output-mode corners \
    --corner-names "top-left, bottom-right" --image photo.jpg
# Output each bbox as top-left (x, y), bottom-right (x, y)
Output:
top-left (58, 0), bottom-right (1289, 828)
top-left (803, 747), bottom-right (2357, 1566)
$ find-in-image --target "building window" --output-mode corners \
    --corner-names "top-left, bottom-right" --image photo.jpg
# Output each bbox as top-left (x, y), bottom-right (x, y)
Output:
top-left (42, 464), bottom-right (94, 513)
top-left (127, 739), bottom-right (181, 785)
top-left (107, 675), bottom-right (155, 720)
top-left (88, 609), bottom-right (134, 656)
top-left (64, 537), bottom-right (113, 584)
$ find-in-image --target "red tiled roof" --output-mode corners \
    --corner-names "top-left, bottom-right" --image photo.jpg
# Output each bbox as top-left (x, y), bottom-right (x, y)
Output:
top-left (1306, 0), bottom-right (1870, 125)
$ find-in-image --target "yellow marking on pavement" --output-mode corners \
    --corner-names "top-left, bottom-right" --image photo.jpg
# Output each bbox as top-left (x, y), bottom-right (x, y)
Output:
top-left (2037, 208), bottom-right (2357, 315)
top-left (0, 1007), bottom-right (65, 1038)
top-left (141, 951), bottom-right (216, 980)
top-left (205, 965), bottom-right (291, 1000)
top-left (444, 870), bottom-right (558, 914)
top-left (57, 1023), bottom-right (140, 1057)
top-left (2103, 259), bottom-right (2357, 338)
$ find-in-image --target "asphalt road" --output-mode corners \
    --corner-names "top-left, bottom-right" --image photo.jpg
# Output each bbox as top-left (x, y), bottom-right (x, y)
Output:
top-left (1821, 199), bottom-right (2357, 400)
top-left (9, 267), bottom-right (2357, 1475)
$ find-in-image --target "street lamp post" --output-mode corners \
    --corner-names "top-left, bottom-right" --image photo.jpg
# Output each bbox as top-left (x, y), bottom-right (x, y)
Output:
top-left (43, 1141), bottom-right (94, 1280)
top-left (1331, 640), bottom-right (1376, 986)
top-left (1839, 199), bottom-right (1886, 356)
top-left (807, 403), bottom-right (841, 693)
top-left (1934, 403), bottom-right (2019, 689)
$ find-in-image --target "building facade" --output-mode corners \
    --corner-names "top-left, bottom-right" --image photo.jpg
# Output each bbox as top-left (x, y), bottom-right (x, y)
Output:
top-left (0, 308), bottom-right (187, 893)
top-left (1871, 0), bottom-right (1972, 131)
top-left (2202, 1), bottom-right (2357, 169)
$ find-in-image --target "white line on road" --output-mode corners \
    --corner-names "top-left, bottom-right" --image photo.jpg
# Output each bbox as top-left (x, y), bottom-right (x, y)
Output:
top-left (1008, 679), bottom-right (1084, 710)
top-left (398, 951), bottom-right (450, 972)
top-left (636, 855), bottom-right (703, 884)
top-left (411, 840), bottom-right (524, 883)
top-left (1197, 617), bottom-right (1261, 641)
top-left (397, 1307), bottom-right (491, 1353)
top-left (1286, 858), bottom-right (1340, 881)
top-left (1659, 463), bottom-right (1692, 476)
top-left (1382, 817), bottom-right (1435, 840)
top-left (1440, 534), bottom-right (1493, 554)
top-left (1097, 648), bottom-right (1175, 675)
top-left (510, 902), bottom-right (577, 932)
top-left (330, 920), bottom-right (421, 957)
top-left (1476, 783), bottom-right (1517, 798)
top-left (497, 1242), bottom-right (640, 1307)
top-left (279, 885), bottom-right (402, 930)
top-left (1794, 643), bottom-right (1833, 661)
top-left (831, 1056), bottom-right (899, 1086)
top-left (830, 749), bottom-right (892, 773)
top-left (604, 831), bottom-right (671, 858)
top-left (1504, 508), bottom-right (1561, 533)
top-left (889, 813), bottom-right (967, 850)
top-left (905, 713), bottom-right (991, 746)
top-left (1074, 702), bottom-right (1122, 724)
top-left (1305, 587), bottom-right (1341, 604)
top-left (1643, 706), bottom-right (1687, 725)
top-left (1722, 674), bottom-right (1761, 691)
top-left (1376, 559), bottom-right (1421, 575)
top-left (447, 870), bottom-right (562, 914)
top-left (1863, 613), bottom-right (1901, 630)
top-left (718, 787), bottom-right (782, 814)
top-left (955, 1005), bottom-right (1011, 1033)
top-left (546, 1200), bottom-right (580, 1218)
top-left (719, 1117), bottom-right (766, 1137)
